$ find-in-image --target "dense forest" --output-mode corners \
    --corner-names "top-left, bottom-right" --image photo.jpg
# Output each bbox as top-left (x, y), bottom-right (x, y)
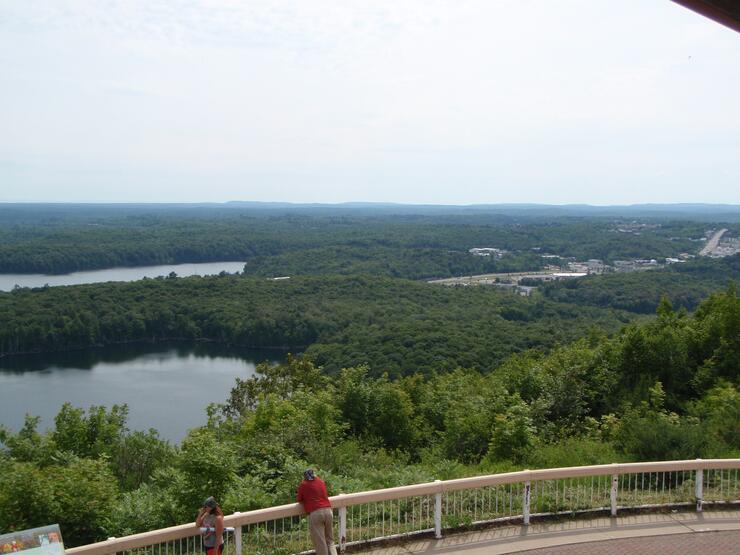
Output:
top-left (1, 256), bottom-right (737, 369)
top-left (0, 274), bottom-right (634, 375)
top-left (1, 287), bottom-right (737, 546)
top-left (0, 205), bottom-right (728, 276)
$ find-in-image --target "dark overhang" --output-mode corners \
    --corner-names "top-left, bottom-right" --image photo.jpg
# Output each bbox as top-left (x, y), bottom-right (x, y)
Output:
top-left (671, 1), bottom-right (740, 33)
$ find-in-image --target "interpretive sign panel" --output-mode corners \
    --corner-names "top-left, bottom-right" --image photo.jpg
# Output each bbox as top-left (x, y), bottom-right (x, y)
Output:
top-left (0, 525), bottom-right (65, 555)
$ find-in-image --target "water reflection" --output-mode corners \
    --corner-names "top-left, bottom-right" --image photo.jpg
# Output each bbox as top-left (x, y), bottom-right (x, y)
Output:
top-left (0, 342), bottom-right (282, 373)
top-left (0, 342), bottom-right (287, 442)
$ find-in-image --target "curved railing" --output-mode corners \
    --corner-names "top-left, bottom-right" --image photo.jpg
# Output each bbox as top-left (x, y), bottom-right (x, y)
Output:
top-left (68, 458), bottom-right (740, 555)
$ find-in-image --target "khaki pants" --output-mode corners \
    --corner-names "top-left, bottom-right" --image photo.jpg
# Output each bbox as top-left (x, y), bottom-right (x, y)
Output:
top-left (308, 507), bottom-right (335, 555)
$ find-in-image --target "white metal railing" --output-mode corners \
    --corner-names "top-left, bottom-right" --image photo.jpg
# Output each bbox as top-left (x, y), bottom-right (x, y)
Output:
top-left (67, 459), bottom-right (740, 555)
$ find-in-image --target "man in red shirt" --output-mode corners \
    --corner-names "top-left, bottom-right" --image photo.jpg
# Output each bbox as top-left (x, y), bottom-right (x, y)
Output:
top-left (297, 469), bottom-right (335, 555)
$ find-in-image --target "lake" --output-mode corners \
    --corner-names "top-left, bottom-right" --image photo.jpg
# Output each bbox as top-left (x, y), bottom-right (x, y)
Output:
top-left (0, 342), bottom-right (286, 443)
top-left (0, 261), bottom-right (247, 291)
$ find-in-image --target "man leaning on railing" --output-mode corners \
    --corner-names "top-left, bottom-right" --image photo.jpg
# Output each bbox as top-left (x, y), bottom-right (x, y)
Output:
top-left (297, 469), bottom-right (337, 555)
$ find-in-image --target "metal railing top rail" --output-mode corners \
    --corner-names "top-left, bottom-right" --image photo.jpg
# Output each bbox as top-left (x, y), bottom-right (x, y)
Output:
top-left (66, 458), bottom-right (740, 555)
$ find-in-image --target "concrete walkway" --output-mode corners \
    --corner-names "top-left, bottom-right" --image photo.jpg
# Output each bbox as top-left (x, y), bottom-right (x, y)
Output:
top-left (358, 509), bottom-right (740, 554)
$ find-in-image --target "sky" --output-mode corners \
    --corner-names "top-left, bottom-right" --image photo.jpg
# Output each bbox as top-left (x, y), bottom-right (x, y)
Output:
top-left (1, 0), bottom-right (739, 205)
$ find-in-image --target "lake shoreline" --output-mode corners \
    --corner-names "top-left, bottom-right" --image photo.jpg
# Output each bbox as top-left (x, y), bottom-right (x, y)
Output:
top-left (0, 341), bottom-right (288, 442)
top-left (0, 259), bottom-right (250, 276)
top-left (0, 336), bottom-right (303, 360)
top-left (0, 261), bottom-right (248, 291)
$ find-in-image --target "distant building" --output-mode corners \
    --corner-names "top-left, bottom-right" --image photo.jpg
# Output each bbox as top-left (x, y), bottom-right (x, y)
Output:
top-left (469, 247), bottom-right (507, 258)
top-left (584, 259), bottom-right (606, 273)
top-left (568, 260), bottom-right (606, 274)
top-left (613, 260), bottom-right (636, 272)
top-left (551, 272), bottom-right (588, 279)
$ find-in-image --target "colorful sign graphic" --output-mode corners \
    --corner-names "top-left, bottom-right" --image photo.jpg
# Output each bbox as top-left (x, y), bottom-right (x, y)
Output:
top-left (0, 525), bottom-right (65, 555)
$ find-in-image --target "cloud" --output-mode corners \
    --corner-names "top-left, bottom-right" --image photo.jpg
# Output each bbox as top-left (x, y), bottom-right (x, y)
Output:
top-left (1, 1), bottom-right (739, 203)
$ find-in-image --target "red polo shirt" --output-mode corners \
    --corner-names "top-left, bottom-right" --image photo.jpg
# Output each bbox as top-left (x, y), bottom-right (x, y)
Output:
top-left (297, 476), bottom-right (332, 513)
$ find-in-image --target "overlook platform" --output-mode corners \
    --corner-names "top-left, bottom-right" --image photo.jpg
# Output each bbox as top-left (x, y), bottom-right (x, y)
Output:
top-left (360, 509), bottom-right (740, 554)
top-left (67, 460), bottom-right (740, 555)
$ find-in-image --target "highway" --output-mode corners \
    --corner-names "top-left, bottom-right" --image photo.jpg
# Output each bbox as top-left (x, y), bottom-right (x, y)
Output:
top-left (700, 228), bottom-right (728, 256)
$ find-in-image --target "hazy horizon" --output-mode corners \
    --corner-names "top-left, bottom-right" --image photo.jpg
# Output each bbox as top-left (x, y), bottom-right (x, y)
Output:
top-left (0, 201), bottom-right (737, 207)
top-left (2, 1), bottom-right (739, 205)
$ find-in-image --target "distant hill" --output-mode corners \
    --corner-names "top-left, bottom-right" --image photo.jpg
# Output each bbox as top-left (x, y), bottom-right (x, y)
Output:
top-left (2, 201), bottom-right (739, 224)
top-left (226, 201), bottom-right (740, 220)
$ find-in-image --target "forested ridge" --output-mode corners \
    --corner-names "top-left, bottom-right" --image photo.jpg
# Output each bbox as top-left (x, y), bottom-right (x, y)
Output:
top-left (0, 210), bottom-right (721, 276)
top-left (2, 256), bottom-right (737, 368)
top-left (1, 287), bottom-right (737, 546)
top-left (0, 274), bottom-right (633, 375)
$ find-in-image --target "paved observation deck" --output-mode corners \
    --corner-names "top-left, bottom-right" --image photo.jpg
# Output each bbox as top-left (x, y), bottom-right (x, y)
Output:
top-left (360, 509), bottom-right (740, 554)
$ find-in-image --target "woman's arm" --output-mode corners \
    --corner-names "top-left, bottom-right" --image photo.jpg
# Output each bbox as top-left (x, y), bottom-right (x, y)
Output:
top-left (195, 508), bottom-right (207, 527)
top-left (215, 514), bottom-right (224, 544)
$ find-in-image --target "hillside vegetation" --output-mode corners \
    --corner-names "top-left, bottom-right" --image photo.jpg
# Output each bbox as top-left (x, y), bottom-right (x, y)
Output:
top-left (1, 287), bottom-right (737, 546)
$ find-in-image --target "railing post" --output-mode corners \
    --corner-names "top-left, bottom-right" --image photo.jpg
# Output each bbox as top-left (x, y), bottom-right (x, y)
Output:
top-left (610, 473), bottom-right (619, 517)
top-left (695, 460), bottom-right (704, 513)
top-left (339, 500), bottom-right (347, 553)
top-left (434, 479), bottom-right (442, 539)
top-left (523, 480), bottom-right (531, 525)
top-left (233, 512), bottom-right (242, 555)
